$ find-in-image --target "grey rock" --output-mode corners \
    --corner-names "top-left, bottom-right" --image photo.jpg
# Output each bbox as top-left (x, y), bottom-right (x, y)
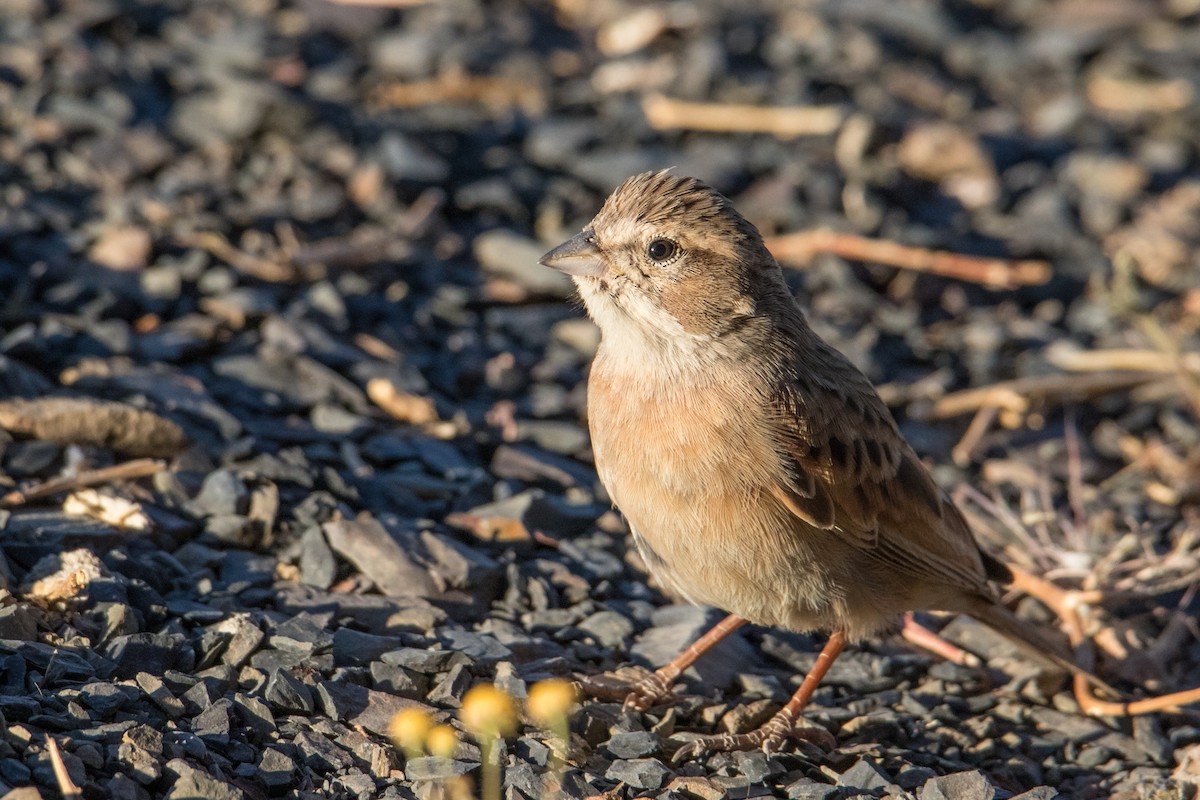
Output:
top-left (257, 747), bottom-right (294, 791)
top-left (270, 611), bottom-right (334, 651)
top-left (578, 610), bottom-right (634, 648)
top-left (421, 532), bottom-right (503, 599)
top-left (786, 779), bottom-right (837, 800)
top-left (426, 662), bottom-right (472, 706)
top-left (603, 731), bottom-right (661, 759)
top-left (294, 730), bottom-right (355, 773)
top-left (190, 469), bottom-right (248, 517)
top-left (381, 647), bottom-right (470, 674)
top-left (233, 693), bottom-right (276, 737)
top-left (1010, 789), bottom-right (1059, 800)
top-left (839, 756), bottom-right (896, 791)
top-left (163, 758), bottom-right (245, 800)
top-left (78, 682), bottom-right (131, 716)
top-left (0, 605), bottom-right (40, 641)
top-left (333, 628), bottom-right (399, 667)
top-left (369, 662), bottom-right (428, 699)
top-left (604, 758), bottom-right (671, 790)
top-left (104, 632), bottom-right (189, 679)
top-left (219, 616), bottom-right (265, 668)
top-left (405, 757), bottom-right (476, 780)
top-left (323, 515), bottom-right (439, 598)
top-left (299, 524), bottom-right (338, 589)
top-left (473, 229), bottom-right (574, 298)
top-left (438, 630), bottom-right (512, 663)
top-left (264, 667), bottom-right (315, 715)
top-left (192, 698), bottom-right (234, 742)
top-left (919, 770), bottom-right (996, 800)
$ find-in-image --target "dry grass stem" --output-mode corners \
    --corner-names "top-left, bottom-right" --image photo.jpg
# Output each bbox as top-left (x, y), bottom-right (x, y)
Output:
top-left (930, 372), bottom-right (1165, 419)
top-left (951, 404), bottom-right (1001, 466)
top-left (178, 231), bottom-right (296, 282)
top-left (373, 68), bottom-right (545, 114)
top-left (767, 228), bottom-right (1050, 289)
top-left (47, 737), bottom-right (82, 799)
top-left (325, 0), bottom-right (428, 5)
top-left (1, 458), bottom-right (164, 507)
top-left (1007, 567), bottom-right (1200, 716)
top-left (642, 93), bottom-right (843, 138)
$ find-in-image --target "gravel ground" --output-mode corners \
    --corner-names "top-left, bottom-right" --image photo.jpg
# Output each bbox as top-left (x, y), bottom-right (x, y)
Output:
top-left (1, 1), bottom-right (1199, 799)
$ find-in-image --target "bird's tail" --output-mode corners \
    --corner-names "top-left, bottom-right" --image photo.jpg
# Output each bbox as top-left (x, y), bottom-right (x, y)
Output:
top-left (961, 595), bottom-right (1119, 697)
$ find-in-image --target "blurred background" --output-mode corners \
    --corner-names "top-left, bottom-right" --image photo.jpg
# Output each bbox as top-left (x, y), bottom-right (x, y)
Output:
top-left (1, 1), bottom-right (1199, 798)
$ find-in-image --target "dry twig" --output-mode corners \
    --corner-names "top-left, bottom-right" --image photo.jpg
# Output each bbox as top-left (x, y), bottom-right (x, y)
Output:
top-left (177, 231), bottom-right (296, 282)
top-left (929, 371), bottom-right (1164, 419)
top-left (1008, 567), bottom-right (1200, 716)
top-left (373, 68), bottom-right (544, 114)
top-left (642, 93), bottom-right (843, 138)
top-left (1, 458), bottom-right (165, 507)
top-left (47, 737), bottom-right (83, 799)
top-left (766, 228), bottom-right (1050, 289)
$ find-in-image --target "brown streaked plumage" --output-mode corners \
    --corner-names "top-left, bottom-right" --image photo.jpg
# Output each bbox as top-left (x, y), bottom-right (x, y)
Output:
top-left (541, 170), bottom-right (1098, 758)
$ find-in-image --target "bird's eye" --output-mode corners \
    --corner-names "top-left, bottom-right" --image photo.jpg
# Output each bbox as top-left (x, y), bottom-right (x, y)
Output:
top-left (646, 238), bottom-right (678, 263)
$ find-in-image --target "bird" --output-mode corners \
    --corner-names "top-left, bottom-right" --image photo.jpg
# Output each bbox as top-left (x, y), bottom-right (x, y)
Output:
top-left (539, 169), bottom-right (1100, 759)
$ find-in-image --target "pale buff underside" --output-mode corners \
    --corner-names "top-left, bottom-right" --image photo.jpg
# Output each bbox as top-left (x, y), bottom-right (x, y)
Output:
top-left (587, 333), bottom-right (913, 642)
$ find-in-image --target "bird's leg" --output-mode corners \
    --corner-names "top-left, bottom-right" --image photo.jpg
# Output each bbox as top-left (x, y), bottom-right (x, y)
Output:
top-left (672, 630), bottom-right (845, 762)
top-left (900, 612), bottom-right (983, 668)
top-left (623, 614), bottom-right (748, 711)
top-left (577, 614), bottom-right (747, 708)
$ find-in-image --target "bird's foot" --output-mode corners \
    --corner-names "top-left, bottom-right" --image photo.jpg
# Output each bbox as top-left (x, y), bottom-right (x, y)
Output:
top-left (575, 666), bottom-right (678, 709)
top-left (671, 709), bottom-right (835, 763)
top-left (622, 670), bottom-right (677, 712)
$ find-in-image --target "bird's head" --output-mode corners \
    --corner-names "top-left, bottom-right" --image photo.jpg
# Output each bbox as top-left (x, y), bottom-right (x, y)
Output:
top-left (540, 171), bottom-right (789, 357)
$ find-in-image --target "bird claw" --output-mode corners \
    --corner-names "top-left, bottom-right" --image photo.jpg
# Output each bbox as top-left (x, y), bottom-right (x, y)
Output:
top-left (576, 667), bottom-right (678, 710)
top-left (622, 671), bottom-right (677, 712)
top-left (670, 712), bottom-right (835, 763)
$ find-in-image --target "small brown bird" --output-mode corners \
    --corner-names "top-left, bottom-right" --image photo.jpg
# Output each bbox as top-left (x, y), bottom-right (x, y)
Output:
top-left (540, 170), bottom-right (1091, 758)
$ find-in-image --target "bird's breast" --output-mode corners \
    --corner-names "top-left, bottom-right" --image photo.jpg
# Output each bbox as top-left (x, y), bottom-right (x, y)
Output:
top-left (586, 351), bottom-right (819, 623)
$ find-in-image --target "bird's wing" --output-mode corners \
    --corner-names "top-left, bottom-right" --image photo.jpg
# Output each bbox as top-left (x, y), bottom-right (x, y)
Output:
top-left (767, 345), bottom-right (1001, 593)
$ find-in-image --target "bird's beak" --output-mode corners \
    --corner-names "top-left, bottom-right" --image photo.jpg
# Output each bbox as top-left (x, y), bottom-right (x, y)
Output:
top-left (539, 229), bottom-right (605, 277)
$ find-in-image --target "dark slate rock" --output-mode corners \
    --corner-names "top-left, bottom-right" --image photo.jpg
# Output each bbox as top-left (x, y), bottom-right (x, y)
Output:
top-left (437, 630), bottom-right (511, 664)
top-left (380, 647), bottom-right (469, 674)
top-left (0, 606), bottom-right (40, 641)
top-left (104, 632), bottom-right (189, 679)
top-left (369, 661), bottom-right (429, 699)
top-left (839, 757), bottom-right (898, 791)
top-left (0, 695), bottom-right (40, 721)
top-left (299, 524), bottom-right (338, 589)
top-left (294, 730), bottom-right (355, 773)
top-left (426, 662), bottom-right (472, 706)
top-left (918, 770), bottom-right (996, 800)
top-left (192, 698), bottom-right (234, 743)
top-left (78, 682), bottom-right (132, 716)
top-left (263, 667), bottom-right (315, 715)
top-left (257, 747), bottom-right (295, 791)
top-left (163, 757), bottom-right (246, 800)
top-left (602, 731), bottom-right (661, 759)
top-left (333, 628), bottom-right (399, 667)
top-left (233, 692), bottom-right (276, 737)
top-left (270, 611), bottom-right (334, 651)
top-left (604, 758), bottom-right (671, 790)
top-left (323, 515), bottom-right (439, 598)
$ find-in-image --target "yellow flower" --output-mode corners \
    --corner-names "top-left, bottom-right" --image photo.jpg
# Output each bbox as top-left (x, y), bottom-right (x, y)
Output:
top-left (427, 724), bottom-right (459, 759)
top-left (526, 679), bottom-right (578, 727)
top-left (460, 684), bottom-right (520, 739)
top-left (388, 707), bottom-right (433, 753)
